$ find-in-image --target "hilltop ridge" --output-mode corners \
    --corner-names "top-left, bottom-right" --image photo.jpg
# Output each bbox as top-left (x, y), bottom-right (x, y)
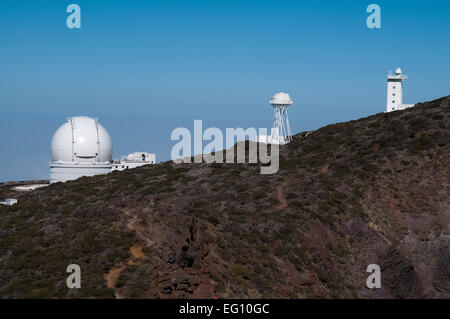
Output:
top-left (0, 96), bottom-right (449, 299)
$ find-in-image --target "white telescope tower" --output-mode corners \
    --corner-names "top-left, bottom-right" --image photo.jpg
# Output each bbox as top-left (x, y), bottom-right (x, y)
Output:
top-left (386, 67), bottom-right (415, 112)
top-left (270, 92), bottom-right (293, 144)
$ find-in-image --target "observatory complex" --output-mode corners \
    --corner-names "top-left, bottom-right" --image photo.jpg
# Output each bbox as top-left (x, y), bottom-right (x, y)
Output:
top-left (48, 69), bottom-right (412, 184)
top-left (386, 68), bottom-right (415, 112)
top-left (50, 116), bottom-right (155, 183)
top-left (259, 92), bottom-right (293, 145)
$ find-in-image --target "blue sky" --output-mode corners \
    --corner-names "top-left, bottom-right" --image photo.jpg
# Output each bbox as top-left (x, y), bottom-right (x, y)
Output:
top-left (0, 0), bottom-right (449, 181)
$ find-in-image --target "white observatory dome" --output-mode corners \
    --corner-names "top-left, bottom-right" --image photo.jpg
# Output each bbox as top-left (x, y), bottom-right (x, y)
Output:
top-left (50, 116), bottom-right (113, 183)
top-left (51, 116), bottom-right (113, 164)
top-left (270, 92), bottom-right (293, 106)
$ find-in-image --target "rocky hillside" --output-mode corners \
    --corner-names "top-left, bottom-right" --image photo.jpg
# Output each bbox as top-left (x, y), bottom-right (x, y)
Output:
top-left (0, 96), bottom-right (449, 299)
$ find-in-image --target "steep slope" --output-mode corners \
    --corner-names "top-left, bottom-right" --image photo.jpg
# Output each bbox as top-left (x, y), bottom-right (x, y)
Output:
top-left (0, 96), bottom-right (449, 299)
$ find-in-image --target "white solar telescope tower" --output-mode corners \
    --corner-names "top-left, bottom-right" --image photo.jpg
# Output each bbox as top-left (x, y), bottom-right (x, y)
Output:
top-left (270, 92), bottom-right (293, 144)
top-left (386, 67), bottom-right (414, 112)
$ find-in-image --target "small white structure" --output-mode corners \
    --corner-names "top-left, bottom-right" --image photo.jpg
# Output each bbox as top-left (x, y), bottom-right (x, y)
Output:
top-left (6, 199), bottom-right (18, 205)
top-left (50, 117), bottom-right (113, 183)
top-left (0, 198), bottom-right (18, 206)
top-left (386, 68), bottom-right (415, 112)
top-left (111, 152), bottom-right (156, 171)
top-left (259, 92), bottom-right (293, 145)
top-left (14, 184), bottom-right (49, 191)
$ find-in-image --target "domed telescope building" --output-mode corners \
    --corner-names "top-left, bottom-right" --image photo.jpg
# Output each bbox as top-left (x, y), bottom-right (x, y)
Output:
top-left (50, 116), bottom-right (113, 183)
top-left (50, 116), bottom-right (156, 183)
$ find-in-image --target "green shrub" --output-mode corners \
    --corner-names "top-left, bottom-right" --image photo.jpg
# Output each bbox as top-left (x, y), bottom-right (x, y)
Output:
top-left (232, 265), bottom-right (250, 279)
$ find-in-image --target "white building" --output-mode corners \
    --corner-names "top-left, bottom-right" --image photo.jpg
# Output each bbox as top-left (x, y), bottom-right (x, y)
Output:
top-left (14, 184), bottom-right (48, 191)
top-left (111, 152), bottom-right (156, 171)
top-left (386, 68), bottom-right (415, 112)
top-left (0, 199), bottom-right (18, 206)
top-left (258, 129), bottom-right (288, 145)
top-left (50, 116), bottom-right (156, 183)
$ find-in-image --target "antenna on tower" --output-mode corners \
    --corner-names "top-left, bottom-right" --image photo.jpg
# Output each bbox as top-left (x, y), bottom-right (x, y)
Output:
top-left (270, 92), bottom-right (293, 144)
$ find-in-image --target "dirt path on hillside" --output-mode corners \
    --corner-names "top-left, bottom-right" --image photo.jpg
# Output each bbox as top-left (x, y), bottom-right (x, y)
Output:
top-left (103, 207), bottom-right (154, 298)
top-left (104, 266), bottom-right (126, 297)
top-left (275, 179), bottom-right (290, 210)
top-left (104, 244), bottom-right (144, 299)
top-left (130, 245), bottom-right (144, 260)
top-left (123, 209), bottom-right (154, 246)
